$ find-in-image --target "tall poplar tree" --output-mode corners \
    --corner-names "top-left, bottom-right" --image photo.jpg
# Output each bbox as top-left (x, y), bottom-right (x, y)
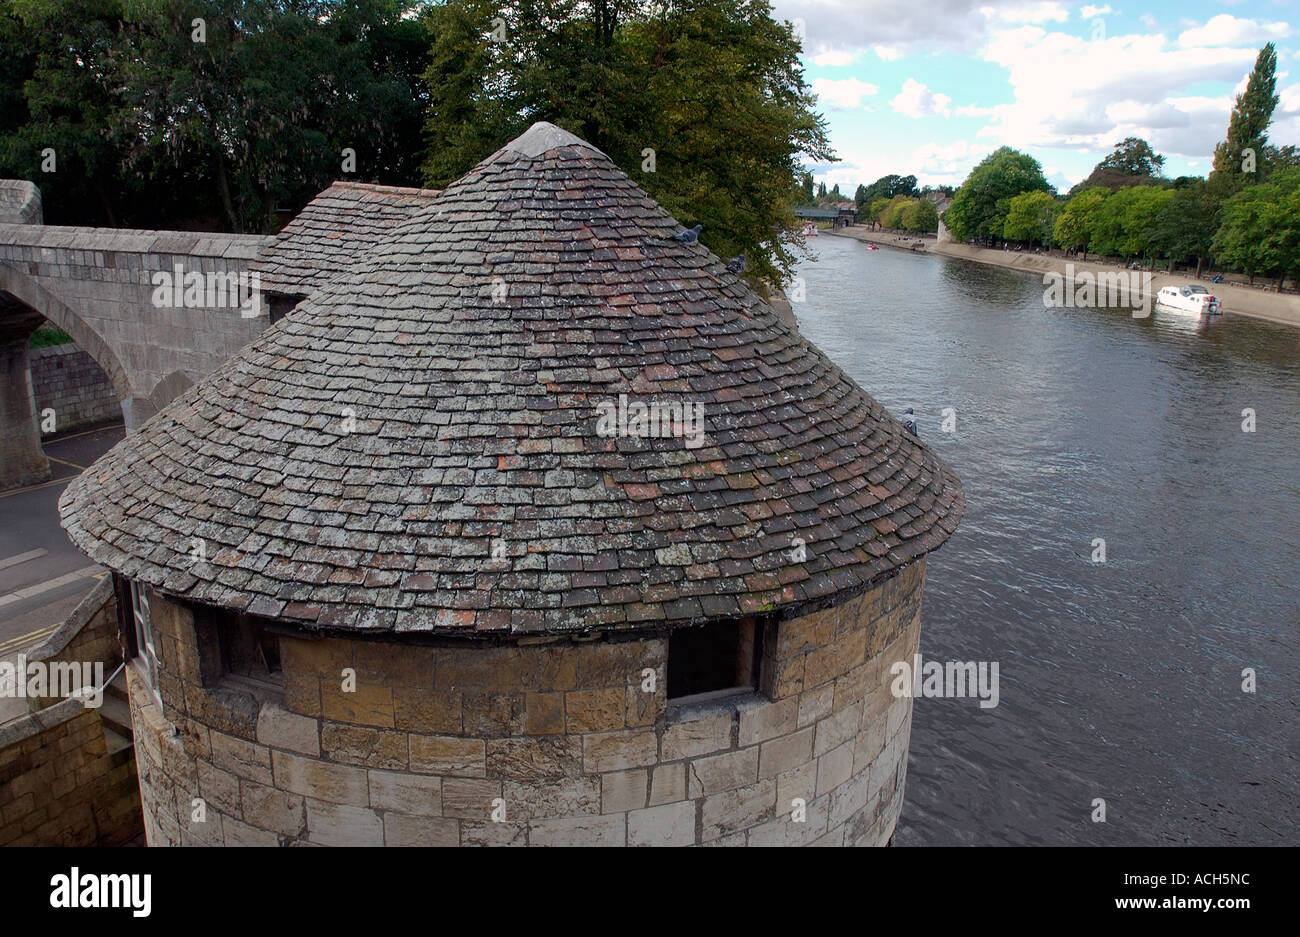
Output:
top-left (1211, 43), bottom-right (1279, 183)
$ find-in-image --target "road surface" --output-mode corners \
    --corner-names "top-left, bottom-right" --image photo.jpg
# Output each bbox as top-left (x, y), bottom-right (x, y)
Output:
top-left (0, 421), bottom-right (125, 657)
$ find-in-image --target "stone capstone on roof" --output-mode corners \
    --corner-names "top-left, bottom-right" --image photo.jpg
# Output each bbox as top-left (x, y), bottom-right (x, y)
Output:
top-left (252, 180), bottom-right (441, 296)
top-left (59, 122), bottom-right (964, 636)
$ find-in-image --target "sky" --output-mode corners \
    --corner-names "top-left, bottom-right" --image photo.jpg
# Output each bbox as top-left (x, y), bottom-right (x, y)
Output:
top-left (770, 0), bottom-right (1300, 194)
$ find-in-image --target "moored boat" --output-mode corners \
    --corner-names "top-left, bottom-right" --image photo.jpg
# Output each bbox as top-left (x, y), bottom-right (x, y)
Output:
top-left (1156, 284), bottom-right (1222, 316)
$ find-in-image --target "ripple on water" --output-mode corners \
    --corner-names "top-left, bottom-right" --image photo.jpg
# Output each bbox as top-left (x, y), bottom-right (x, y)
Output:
top-left (795, 236), bottom-right (1300, 844)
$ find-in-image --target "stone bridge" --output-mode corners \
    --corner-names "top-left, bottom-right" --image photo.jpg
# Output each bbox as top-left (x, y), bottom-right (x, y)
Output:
top-left (1, 180), bottom-right (273, 488)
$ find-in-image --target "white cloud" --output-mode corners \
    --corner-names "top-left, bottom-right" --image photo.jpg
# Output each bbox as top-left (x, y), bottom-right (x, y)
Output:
top-left (770, 0), bottom-right (1077, 58)
top-left (811, 77), bottom-right (879, 110)
top-left (1043, 165), bottom-right (1082, 189)
top-left (891, 78), bottom-right (953, 118)
top-left (1080, 4), bottom-right (1114, 17)
top-left (910, 139), bottom-right (996, 185)
top-left (974, 22), bottom-right (1267, 158)
top-left (813, 49), bottom-right (857, 66)
top-left (1272, 83), bottom-right (1300, 143)
top-left (980, 2), bottom-right (1069, 25)
top-left (1177, 14), bottom-right (1291, 49)
top-left (956, 103), bottom-right (995, 117)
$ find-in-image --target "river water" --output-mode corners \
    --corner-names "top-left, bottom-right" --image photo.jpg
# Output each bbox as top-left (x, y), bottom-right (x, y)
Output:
top-left (793, 234), bottom-right (1299, 845)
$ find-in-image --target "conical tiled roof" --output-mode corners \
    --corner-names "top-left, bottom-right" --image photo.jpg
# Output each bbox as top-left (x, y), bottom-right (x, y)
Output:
top-left (59, 122), bottom-right (963, 635)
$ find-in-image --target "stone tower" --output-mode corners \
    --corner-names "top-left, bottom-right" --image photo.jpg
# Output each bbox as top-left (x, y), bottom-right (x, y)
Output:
top-left (59, 122), bottom-right (963, 846)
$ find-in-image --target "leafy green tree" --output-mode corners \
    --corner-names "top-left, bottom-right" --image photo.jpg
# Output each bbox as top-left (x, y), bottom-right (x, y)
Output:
top-left (857, 173), bottom-right (917, 205)
top-left (0, 2), bottom-right (35, 145)
top-left (1150, 179), bottom-right (1217, 275)
top-left (1, 0), bottom-right (434, 230)
top-left (877, 194), bottom-right (916, 229)
top-left (801, 173), bottom-right (816, 204)
top-left (0, 0), bottom-right (138, 225)
top-left (1001, 190), bottom-right (1057, 247)
top-left (422, 0), bottom-right (834, 284)
top-left (1212, 169), bottom-right (1300, 287)
top-left (868, 196), bottom-right (890, 228)
top-left (945, 146), bottom-right (1052, 241)
top-left (899, 198), bottom-right (937, 233)
top-left (120, 0), bottom-right (432, 231)
top-left (1053, 187), bottom-right (1108, 257)
top-left (1211, 42), bottom-right (1279, 184)
top-left (1263, 144), bottom-right (1300, 175)
top-left (1089, 185), bottom-right (1173, 262)
top-left (1071, 137), bottom-right (1165, 193)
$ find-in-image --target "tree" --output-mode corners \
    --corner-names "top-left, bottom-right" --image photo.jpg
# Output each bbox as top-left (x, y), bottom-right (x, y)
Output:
top-left (1072, 137), bottom-right (1166, 193)
top-left (944, 147), bottom-right (1053, 241)
top-left (1088, 185), bottom-right (1172, 261)
top-left (1212, 169), bottom-right (1300, 288)
top-left (858, 173), bottom-right (918, 205)
top-left (1211, 43), bottom-right (1279, 184)
top-left (421, 0), bottom-right (834, 284)
top-left (876, 194), bottom-right (916, 229)
top-left (1150, 179), bottom-right (1217, 276)
top-left (0, 0), bottom-right (138, 226)
top-left (817, 181), bottom-right (827, 198)
top-left (868, 197), bottom-right (890, 228)
top-left (802, 173), bottom-right (816, 204)
top-left (1263, 144), bottom-right (1300, 176)
top-left (1001, 190), bottom-right (1058, 247)
top-left (1053, 187), bottom-right (1108, 258)
top-left (899, 198), bottom-right (938, 233)
top-left (1, 0), bottom-right (434, 231)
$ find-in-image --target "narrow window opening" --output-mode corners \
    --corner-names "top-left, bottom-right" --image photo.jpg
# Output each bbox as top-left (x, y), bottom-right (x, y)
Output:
top-left (667, 617), bottom-right (763, 703)
top-left (218, 613), bottom-right (282, 686)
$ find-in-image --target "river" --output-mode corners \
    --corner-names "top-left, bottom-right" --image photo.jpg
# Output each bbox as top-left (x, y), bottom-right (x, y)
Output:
top-left (794, 234), bottom-right (1299, 845)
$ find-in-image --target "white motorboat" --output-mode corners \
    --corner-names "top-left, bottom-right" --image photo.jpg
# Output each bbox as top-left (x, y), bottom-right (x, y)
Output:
top-left (1156, 284), bottom-right (1222, 316)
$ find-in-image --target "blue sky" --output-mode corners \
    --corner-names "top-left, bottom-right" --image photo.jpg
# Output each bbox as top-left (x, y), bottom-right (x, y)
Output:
top-left (770, 0), bottom-right (1300, 193)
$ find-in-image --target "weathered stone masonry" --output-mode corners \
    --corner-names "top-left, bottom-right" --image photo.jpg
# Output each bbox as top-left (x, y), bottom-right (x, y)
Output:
top-left (128, 560), bottom-right (923, 847)
top-left (30, 343), bottom-right (120, 436)
top-left (0, 580), bottom-right (143, 846)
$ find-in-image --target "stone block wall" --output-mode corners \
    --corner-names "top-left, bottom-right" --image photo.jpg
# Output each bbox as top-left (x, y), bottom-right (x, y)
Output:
top-left (30, 343), bottom-right (120, 436)
top-left (127, 558), bottom-right (926, 846)
top-left (26, 576), bottom-right (122, 713)
top-left (0, 697), bottom-right (142, 845)
top-left (0, 578), bottom-right (143, 844)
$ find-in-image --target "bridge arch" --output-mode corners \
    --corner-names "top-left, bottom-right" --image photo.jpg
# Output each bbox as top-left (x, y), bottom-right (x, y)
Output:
top-left (0, 263), bottom-right (135, 403)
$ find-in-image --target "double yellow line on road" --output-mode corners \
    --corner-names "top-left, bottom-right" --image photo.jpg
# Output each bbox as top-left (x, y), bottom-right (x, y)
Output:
top-left (0, 624), bottom-right (58, 656)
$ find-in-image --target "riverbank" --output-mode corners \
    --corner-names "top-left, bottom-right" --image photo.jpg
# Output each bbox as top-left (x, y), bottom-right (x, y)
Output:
top-left (931, 241), bottom-right (1300, 329)
top-left (826, 226), bottom-right (934, 253)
